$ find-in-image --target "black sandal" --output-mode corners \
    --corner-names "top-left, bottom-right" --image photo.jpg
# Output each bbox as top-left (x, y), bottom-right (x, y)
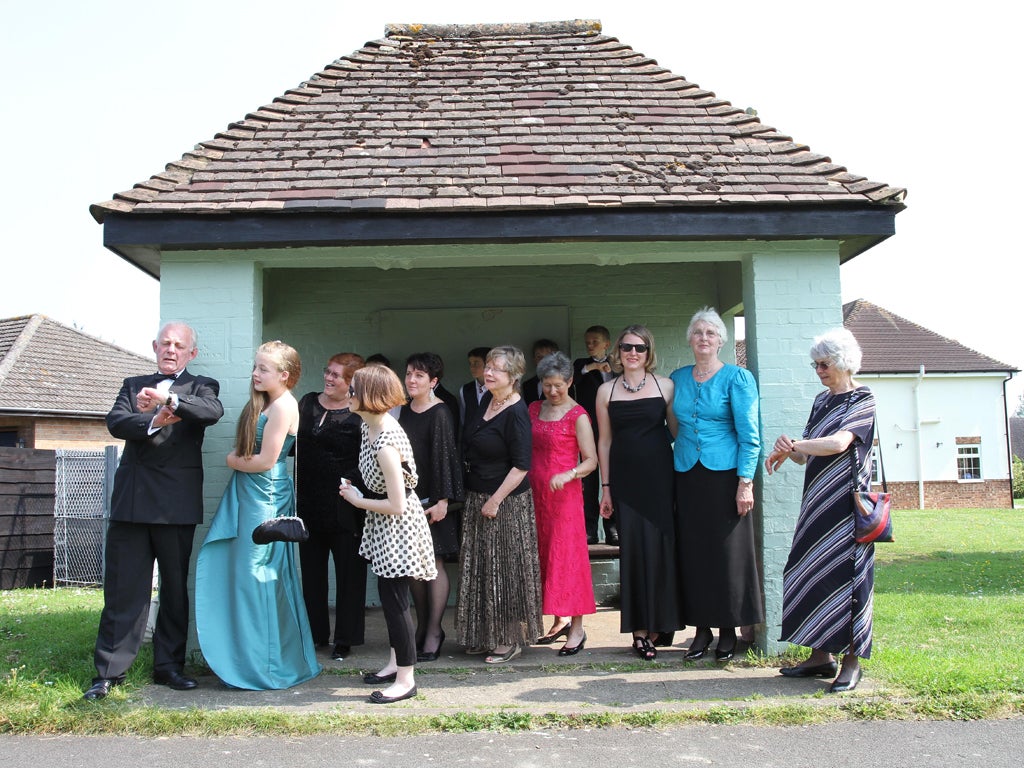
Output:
top-left (632, 636), bottom-right (657, 661)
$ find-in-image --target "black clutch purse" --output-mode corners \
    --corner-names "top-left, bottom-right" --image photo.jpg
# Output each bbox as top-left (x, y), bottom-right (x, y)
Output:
top-left (252, 516), bottom-right (310, 544)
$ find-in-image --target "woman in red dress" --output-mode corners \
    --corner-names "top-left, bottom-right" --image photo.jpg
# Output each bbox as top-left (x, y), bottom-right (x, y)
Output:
top-left (529, 351), bottom-right (598, 656)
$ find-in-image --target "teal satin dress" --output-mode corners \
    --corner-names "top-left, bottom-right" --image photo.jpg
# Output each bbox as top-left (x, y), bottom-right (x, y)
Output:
top-left (196, 414), bottom-right (321, 690)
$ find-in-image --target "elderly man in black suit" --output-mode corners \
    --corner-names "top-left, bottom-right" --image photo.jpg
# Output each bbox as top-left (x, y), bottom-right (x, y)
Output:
top-left (84, 321), bottom-right (223, 700)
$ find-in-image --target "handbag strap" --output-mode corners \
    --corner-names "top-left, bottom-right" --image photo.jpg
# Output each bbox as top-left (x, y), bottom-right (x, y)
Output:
top-left (848, 411), bottom-right (887, 494)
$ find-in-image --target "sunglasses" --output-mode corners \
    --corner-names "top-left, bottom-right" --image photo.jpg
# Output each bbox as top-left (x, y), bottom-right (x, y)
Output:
top-left (619, 343), bottom-right (649, 353)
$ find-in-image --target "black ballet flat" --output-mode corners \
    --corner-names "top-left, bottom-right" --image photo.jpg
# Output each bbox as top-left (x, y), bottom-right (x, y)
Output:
top-left (363, 671), bottom-right (397, 685)
top-left (558, 633), bottom-right (587, 657)
top-left (780, 661), bottom-right (839, 678)
top-left (828, 667), bottom-right (863, 693)
top-left (368, 685), bottom-right (417, 704)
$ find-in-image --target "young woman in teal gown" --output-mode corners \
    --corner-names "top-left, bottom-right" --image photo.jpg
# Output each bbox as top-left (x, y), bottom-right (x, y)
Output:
top-left (196, 341), bottom-right (321, 690)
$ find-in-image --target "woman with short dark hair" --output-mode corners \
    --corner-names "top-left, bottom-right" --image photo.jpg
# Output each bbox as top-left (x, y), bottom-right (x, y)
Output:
top-left (399, 352), bottom-right (463, 662)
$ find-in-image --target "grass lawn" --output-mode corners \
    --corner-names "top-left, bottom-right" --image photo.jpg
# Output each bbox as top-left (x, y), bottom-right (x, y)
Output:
top-left (2, 508), bottom-right (1022, 733)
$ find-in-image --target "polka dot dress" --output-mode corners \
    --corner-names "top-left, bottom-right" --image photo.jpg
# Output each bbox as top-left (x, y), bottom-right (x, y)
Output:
top-left (357, 422), bottom-right (438, 581)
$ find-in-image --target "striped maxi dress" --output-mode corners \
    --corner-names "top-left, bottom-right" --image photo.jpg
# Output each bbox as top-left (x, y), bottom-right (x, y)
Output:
top-left (781, 386), bottom-right (877, 658)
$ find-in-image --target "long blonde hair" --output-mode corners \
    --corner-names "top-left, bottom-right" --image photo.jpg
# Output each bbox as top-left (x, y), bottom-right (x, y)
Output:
top-left (235, 341), bottom-right (302, 457)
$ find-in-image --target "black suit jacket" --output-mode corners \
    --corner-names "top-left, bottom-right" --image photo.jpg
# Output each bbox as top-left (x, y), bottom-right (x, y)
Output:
top-left (106, 370), bottom-right (224, 526)
top-left (571, 357), bottom-right (607, 428)
top-left (521, 375), bottom-right (545, 405)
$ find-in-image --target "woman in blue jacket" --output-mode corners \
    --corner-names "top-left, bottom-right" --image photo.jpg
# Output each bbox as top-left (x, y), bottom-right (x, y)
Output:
top-left (671, 307), bottom-right (763, 661)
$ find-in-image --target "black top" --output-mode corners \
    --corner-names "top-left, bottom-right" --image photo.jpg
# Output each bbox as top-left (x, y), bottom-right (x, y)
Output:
top-left (398, 402), bottom-right (464, 505)
top-left (433, 382), bottom-right (461, 439)
top-left (521, 375), bottom-right (545, 404)
top-left (295, 391), bottom-right (365, 533)
top-left (463, 395), bottom-right (532, 495)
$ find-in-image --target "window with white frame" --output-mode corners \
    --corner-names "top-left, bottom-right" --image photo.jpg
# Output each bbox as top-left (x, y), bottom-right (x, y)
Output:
top-left (957, 443), bottom-right (982, 481)
top-left (870, 445), bottom-right (880, 484)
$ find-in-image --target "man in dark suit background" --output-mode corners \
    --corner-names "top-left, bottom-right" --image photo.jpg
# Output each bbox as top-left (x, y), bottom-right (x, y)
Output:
top-left (572, 325), bottom-right (617, 545)
top-left (84, 321), bottom-right (224, 700)
top-left (522, 338), bottom-right (560, 405)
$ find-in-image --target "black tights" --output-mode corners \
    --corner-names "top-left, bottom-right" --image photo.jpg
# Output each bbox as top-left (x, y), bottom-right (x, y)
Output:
top-left (377, 575), bottom-right (416, 667)
top-left (411, 557), bottom-right (449, 653)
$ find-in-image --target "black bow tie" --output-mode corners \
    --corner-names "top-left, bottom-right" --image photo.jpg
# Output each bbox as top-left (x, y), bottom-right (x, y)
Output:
top-left (154, 372), bottom-right (179, 381)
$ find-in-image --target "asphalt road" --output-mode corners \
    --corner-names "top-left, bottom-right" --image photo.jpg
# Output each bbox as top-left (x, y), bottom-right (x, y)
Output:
top-left (3, 720), bottom-right (1023, 767)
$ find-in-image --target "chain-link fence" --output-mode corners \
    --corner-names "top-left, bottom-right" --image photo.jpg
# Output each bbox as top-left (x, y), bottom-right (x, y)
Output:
top-left (53, 447), bottom-right (117, 586)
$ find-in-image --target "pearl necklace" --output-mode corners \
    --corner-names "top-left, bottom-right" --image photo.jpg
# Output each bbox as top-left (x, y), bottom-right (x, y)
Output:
top-left (621, 374), bottom-right (647, 393)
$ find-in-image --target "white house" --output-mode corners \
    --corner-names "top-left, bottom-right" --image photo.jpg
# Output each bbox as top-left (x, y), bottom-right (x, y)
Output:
top-left (740, 299), bottom-right (1017, 508)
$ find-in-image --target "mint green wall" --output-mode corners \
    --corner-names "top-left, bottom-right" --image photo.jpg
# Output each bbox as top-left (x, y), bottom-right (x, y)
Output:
top-left (743, 244), bottom-right (843, 652)
top-left (158, 241), bottom-right (845, 655)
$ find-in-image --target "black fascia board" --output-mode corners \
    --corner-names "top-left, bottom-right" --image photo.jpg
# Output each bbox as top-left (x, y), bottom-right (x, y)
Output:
top-left (103, 205), bottom-right (900, 252)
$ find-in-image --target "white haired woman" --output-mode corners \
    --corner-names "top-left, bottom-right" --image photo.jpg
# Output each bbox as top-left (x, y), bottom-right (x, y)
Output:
top-left (765, 328), bottom-right (877, 693)
top-left (671, 307), bottom-right (763, 662)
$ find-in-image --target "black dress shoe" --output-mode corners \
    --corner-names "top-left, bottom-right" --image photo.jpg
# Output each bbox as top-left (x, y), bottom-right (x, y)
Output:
top-left (651, 632), bottom-right (675, 647)
top-left (604, 526), bottom-right (619, 545)
top-left (332, 644), bottom-right (351, 661)
top-left (536, 623), bottom-right (570, 645)
top-left (828, 667), bottom-right (863, 693)
top-left (780, 661), bottom-right (839, 678)
top-left (152, 670), bottom-right (198, 690)
top-left (363, 671), bottom-right (397, 685)
top-left (83, 678), bottom-right (122, 700)
top-left (586, 535), bottom-right (599, 546)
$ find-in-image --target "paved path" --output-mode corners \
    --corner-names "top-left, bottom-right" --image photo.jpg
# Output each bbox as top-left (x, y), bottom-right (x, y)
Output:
top-left (138, 607), bottom-right (859, 714)
top-left (4, 721), bottom-right (1023, 767)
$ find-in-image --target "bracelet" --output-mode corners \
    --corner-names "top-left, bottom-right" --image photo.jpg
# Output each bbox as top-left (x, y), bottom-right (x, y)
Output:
top-left (570, 467), bottom-right (578, 478)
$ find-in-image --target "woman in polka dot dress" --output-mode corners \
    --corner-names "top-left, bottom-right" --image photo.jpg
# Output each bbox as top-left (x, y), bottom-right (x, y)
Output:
top-left (340, 365), bottom-right (437, 704)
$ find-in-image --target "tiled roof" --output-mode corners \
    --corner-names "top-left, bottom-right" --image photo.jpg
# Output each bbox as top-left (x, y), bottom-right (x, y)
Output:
top-left (843, 300), bottom-right (1016, 374)
top-left (91, 20), bottom-right (905, 222)
top-left (0, 315), bottom-right (155, 416)
top-left (734, 300), bottom-right (1017, 374)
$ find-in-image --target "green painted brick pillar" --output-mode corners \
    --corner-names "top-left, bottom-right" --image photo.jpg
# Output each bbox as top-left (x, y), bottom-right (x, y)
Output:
top-left (742, 242), bottom-right (844, 654)
top-left (160, 255), bottom-right (264, 655)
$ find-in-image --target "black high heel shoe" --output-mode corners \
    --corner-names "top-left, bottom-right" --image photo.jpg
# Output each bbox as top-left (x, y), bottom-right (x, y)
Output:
top-left (715, 629), bottom-right (737, 661)
top-left (417, 629), bottom-right (445, 662)
top-left (536, 622), bottom-right (570, 645)
top-left (558, 632), bottom-right (587, 657)
top-left (685, 628), bottom-right (713, 660)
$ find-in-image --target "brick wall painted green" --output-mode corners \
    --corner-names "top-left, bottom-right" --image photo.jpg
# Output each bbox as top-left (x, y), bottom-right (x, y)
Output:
top-left (743, 244), bottom-right (843, 652)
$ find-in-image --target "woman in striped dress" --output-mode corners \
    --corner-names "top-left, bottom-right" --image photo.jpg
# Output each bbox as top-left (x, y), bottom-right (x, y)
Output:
top-left (764, 328), bottom-right (876, 693)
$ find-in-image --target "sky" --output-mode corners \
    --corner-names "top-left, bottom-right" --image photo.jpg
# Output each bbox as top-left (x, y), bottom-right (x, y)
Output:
top-left (2, 1), bottom-right (1021, 408)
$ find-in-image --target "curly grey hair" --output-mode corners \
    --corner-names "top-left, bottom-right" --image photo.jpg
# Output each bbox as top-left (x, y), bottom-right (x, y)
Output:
top-left (810, 328), bottom-right (863, 374)
top-left (536, 351), bottom-right (573, 383)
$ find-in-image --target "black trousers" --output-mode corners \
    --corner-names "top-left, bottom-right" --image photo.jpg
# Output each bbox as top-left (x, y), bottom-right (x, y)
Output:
top-left (377, 575), bottom-right (417, 667)
top-left (299, 529), bottom-right (367, 646)
top-left (93, 520), bottom-right (194, 680)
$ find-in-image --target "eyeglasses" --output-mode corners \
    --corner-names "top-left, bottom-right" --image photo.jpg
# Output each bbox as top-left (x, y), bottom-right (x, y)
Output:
top-left (323, 368), bottom-right (344, 379)
top-left (484, 365), bottom-right (509, 374)
top-left (619, 343), bottom-right (649, 353)
top-left (811, 361), bottom-right (833, 371)
top-left (691, 329), bottom-right (719, 338)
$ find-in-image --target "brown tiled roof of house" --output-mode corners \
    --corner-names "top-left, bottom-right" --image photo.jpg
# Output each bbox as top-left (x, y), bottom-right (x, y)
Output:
top-left (0, 315), bottom-right (154, 416)
top-left (735, 300), bottom-right (1017, 374)
top-left (843, 300), bottom-right (1016, 374)
top-left (91, 20), bottom-right (905, 222)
